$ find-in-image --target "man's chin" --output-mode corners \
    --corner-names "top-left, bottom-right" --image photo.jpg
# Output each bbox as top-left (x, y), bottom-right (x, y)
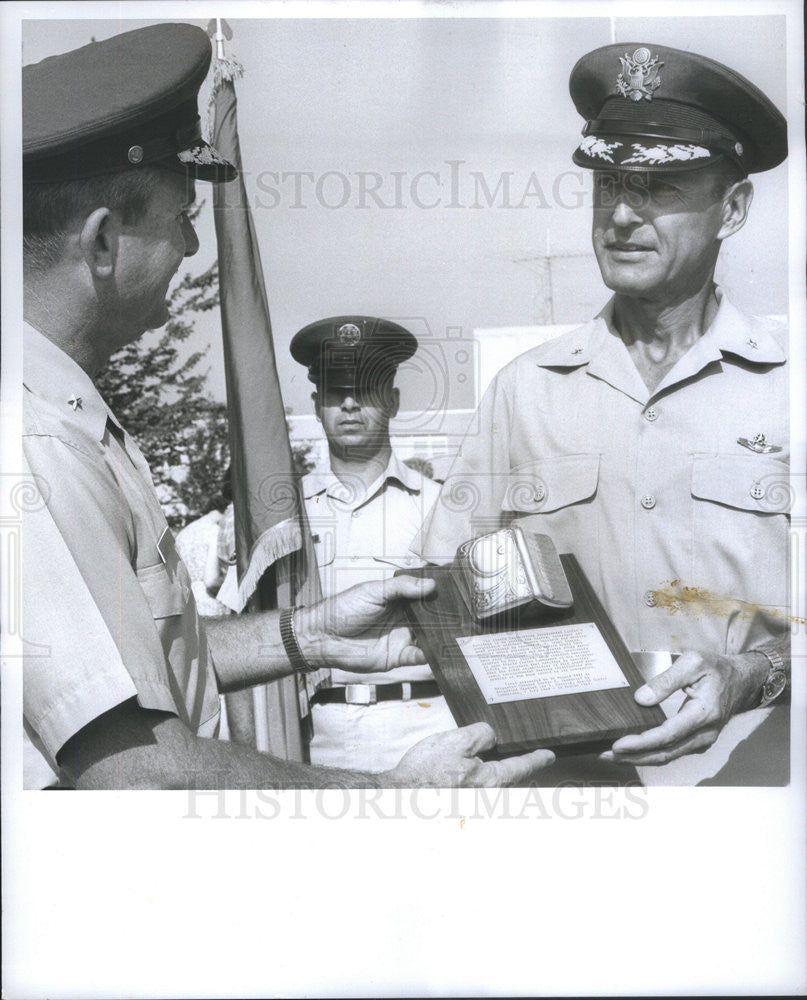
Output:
top-left (600, 268), bottom-right (660, 298)
top-left (336, 433), bottom-right (370, 448)
top-left (145, 305), bottom-right (171, 332)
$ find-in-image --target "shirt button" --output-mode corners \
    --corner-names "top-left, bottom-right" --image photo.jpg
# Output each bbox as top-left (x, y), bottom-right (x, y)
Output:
top-left (533, 485), bottom-right (546, 503)
top-left (640, 494), bottom-right (656, 510)
top-left (644, 406), bottom-right (659, 422)
top-left (750, 483), bottom-right (766, 500)
top-left (643, 590), bottom-right (657, 607)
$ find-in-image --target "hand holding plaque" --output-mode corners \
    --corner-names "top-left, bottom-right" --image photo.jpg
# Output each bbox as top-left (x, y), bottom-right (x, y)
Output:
top-left (398, 528), bottom-right (665, 756)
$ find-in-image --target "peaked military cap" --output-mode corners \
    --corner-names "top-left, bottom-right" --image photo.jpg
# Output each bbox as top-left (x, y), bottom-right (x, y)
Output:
top-left (23, 23), bottom-right (237, 184)
top-left (569, 44), bottom-right (787, 174)
top-left (290, 316), bottom-right (418, 391)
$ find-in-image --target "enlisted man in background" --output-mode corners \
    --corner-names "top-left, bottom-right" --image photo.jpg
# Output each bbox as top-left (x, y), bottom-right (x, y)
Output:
top-left (21, 23), bottom-right (555, 790)
top-left (290, 317), bottom-right (456, 771)
top-left (416, 44), bottom-right (791, 786)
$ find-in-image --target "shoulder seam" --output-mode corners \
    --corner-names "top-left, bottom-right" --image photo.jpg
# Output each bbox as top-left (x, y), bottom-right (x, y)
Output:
top-left (23, 429), bottom-right (97, 459)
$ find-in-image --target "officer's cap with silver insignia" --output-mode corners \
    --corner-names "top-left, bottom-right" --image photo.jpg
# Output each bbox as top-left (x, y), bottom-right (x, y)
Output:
top-left (23, 23), bottom-right (237, 184)
top-left (569, 44), bottom-right (787, 174)
top-left (290, 316), bottom-right (418, 391)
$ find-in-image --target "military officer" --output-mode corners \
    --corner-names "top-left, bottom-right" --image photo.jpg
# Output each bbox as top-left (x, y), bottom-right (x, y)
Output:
top-left (415, 43), bottom-right (791, 785)
top-left (21, 23), bottom-right (555, 789)
top-left (290, 316), bottom-right (456, 770)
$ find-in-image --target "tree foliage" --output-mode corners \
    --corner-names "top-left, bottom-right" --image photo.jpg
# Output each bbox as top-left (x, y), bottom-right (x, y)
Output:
top-left (96, 262), bottom-right (229, 528)
top-left (96, 254), bottom-right (313, 529)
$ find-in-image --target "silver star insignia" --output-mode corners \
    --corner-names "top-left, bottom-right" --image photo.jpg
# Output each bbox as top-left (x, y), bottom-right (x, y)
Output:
top-left (68, 395), bottom-right (82, 411)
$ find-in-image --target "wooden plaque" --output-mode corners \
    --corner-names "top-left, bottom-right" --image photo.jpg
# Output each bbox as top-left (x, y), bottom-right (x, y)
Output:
top-left (399, 554), bottom-right (666, 757)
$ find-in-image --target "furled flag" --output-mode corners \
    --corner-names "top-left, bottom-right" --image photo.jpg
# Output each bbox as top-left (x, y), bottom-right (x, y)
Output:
top-left (206, 20), bottom-right (327, 760)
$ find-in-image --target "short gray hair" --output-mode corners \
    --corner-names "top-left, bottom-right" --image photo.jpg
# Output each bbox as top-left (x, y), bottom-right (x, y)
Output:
top-left (23, 166), bottom-right (169, 272)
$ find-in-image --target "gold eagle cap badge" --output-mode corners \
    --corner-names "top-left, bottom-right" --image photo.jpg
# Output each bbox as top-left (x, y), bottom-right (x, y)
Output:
top-left (616, 47), bottom-right (664, 102)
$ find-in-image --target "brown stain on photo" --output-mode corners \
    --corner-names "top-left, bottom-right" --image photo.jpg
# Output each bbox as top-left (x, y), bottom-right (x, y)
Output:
top-left (651, 580), bottom-right (806, 625)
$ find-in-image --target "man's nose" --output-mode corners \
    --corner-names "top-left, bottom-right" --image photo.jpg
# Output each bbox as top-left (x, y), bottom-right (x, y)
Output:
top-left (611, 194), bottom-right (644, 228)
top-left (182, 215), bottom-right (200, 258)
top-left (340, 394), bottom-right (360, 411)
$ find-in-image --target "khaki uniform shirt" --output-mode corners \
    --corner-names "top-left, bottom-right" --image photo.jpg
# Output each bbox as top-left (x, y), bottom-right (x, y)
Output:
top-left (23, 324), bottom-right (220, 787)
top-left (416, 290), bottom-right (789, 663)
top-left (303, 451), bottom-right (441, 686)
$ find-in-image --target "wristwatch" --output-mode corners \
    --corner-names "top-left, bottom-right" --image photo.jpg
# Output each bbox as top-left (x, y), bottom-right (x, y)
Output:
top-left (279, 606), bottom-right (313, 674)
top-left (757, 646), bottom-right (788, 707)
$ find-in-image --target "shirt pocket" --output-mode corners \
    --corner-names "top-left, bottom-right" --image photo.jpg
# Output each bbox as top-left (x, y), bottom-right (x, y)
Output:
top-left (136, 562), bottom-right (189, 619)
top-left (691, 455), bottom-right (791, 514)
top-left (311, 529), bottom-right (336, 567)
top-left (690, 454), bottom-right (790, 609)
top-left (501, 454), bottom-right (600, 515)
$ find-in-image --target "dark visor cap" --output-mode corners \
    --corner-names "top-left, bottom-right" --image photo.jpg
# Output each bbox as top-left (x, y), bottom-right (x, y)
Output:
top-left (23, 22), bottom-right (237, 184)
top-left (290, 316), bottom-right (418, 391)
top-left (569, 43), bottom-right (787, 174)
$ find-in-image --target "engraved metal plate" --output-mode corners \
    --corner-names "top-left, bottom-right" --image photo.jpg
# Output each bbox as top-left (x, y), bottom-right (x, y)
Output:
top-left (456, 527), bottom-right (573, 621)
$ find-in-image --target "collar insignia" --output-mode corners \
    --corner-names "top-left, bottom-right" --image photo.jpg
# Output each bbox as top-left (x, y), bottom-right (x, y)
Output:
top-left (617, 47), bottom-right (664, 102)
top-left (68, 394), bottom-right (82, 411)
top-left (738, 433), bottom-right (782, 454)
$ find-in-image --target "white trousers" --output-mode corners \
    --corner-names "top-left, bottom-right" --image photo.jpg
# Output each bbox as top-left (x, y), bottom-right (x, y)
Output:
top-left (309, 695), bottom-right (457, 773)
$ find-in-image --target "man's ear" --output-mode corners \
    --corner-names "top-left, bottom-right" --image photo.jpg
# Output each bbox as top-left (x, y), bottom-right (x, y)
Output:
top-left (717, 178), bottom-right (754, 242)
top-left (312, 390), bottom-right (321, 422)
top-left (387, 385), bottom-right (400, 419)
top-left (78, 207), bottom-right (117, 278)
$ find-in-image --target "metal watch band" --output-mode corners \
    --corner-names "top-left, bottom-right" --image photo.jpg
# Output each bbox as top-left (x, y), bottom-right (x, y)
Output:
top-left (279, 606), bottom-right (311, 675)
top-left (757, 646), bottom-right (787, 707)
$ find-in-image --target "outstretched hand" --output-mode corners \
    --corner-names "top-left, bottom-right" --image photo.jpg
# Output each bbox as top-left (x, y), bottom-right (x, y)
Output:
top-left (294, 574), bottom-right (436, 672)
top-left (600, 649), bottom-right (769, 767)
top-left (387, 721), bottom-right (556, 787)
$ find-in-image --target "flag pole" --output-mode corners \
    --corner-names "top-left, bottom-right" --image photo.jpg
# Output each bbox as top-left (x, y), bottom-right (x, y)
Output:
top-left (207, 21), bottom-right (327, 760)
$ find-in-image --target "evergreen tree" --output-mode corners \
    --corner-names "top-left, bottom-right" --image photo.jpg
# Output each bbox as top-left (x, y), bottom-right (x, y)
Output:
top-left (96, 261), bottom-right (230, 528)
top-left (96, 250), bottom-right (314, 530)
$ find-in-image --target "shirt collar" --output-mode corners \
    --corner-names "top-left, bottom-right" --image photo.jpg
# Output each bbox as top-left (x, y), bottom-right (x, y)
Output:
top-left (302, 450), bottom-right (424, 502)
top-left (705, 288), bottom-right (786, 364)
top-left (532, 306), bottom-right (649, 403)
top-left (531, 313), bottom-right (604, 368)
top-left (642, 288), bottom-right (786, 397)
top-left (384, 450), bottom-right (426, 492)
top-left (532, 289), bottom-right (786, 402)
top-left (23, 322), bottom-right (121, 442)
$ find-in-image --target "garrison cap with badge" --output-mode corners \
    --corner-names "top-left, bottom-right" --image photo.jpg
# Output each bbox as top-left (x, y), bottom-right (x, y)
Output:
top-left (570, 43), bottom-right (787, 174)
top-left (23, 22), bottom-right (237, 184)
top-left (290, 316), bottom-right (418, 395)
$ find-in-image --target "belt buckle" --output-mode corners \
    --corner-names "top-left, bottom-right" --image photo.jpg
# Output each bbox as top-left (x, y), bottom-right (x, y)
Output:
top-left (344, 684), bottom-right (377, 705)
